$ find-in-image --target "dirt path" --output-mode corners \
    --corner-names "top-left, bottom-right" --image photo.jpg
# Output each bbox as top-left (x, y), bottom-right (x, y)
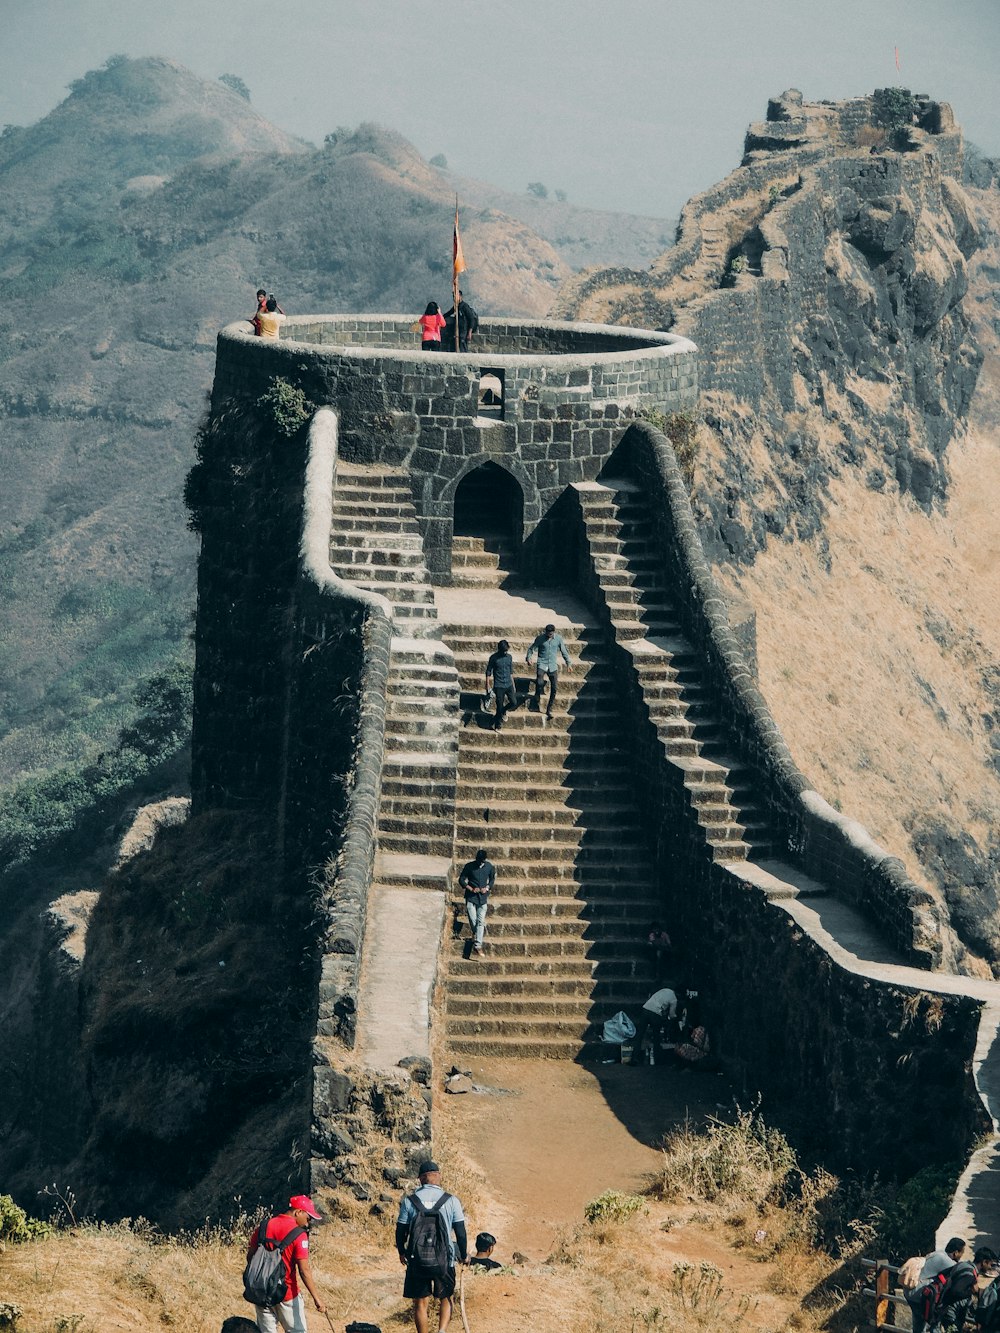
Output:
top-left (436, 1055), bottom-right (731, 1258)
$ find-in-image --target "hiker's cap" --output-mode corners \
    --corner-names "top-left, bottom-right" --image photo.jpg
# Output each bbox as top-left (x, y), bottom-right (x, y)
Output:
top-left (289, 1194), bottom-right (322, 1220)
top-left (417, 1160), bottom-right (440, 1176)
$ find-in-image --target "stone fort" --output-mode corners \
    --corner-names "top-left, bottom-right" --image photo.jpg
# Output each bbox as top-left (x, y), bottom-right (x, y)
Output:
top-left (189, 88), bottom-right (1000, 1238)
top-left (190, 309), bottom-right (995, 1233)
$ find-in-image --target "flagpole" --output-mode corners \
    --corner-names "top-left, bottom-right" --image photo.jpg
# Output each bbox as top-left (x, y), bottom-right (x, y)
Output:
top-left (453, 195), bottom-right (460, 352)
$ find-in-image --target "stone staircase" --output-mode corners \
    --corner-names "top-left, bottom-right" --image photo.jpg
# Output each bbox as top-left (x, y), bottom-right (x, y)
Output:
top-left (451, 534), bottom-right (519, 588)
top-left (574, 478), bottom-right (774, 863)
top-left (328, 462), bottom-right (458, 893)
top-left (437, 604), bottom-right (661, 1059)
top-left (329, 464), bottom-right (438, 639)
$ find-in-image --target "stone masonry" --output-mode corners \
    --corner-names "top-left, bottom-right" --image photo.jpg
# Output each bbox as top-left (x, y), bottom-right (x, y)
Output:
top-left (192, 315), bottom-right (999, 1225)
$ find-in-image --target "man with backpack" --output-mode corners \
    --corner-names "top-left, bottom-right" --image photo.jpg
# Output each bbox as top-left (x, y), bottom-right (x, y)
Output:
top-left (908, 1237), bottom-right (967, 1333)
top-left (244, 1195), bottom-right (326, 1333)
top-left (395, 1161), bottom-right (468, 1333)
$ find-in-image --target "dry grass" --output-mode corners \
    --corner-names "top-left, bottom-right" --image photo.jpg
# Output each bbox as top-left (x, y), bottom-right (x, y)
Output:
top-left (1, 1099), bottom-right (879, 1333)
top-left (714, 423), bottom-right (1000, 956)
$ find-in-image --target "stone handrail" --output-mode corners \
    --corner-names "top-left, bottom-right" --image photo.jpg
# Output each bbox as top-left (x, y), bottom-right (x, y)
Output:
top-left (623, 419), bottom-right (941, 965)
top-left (300, 408), bottom-right (393, 1047)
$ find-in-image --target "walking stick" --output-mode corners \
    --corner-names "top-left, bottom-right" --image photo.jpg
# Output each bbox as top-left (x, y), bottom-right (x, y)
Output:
top-left (459, 1264), bottom-right (471, 1333)
top-left (323, 1310), bottom-right (338, 1333)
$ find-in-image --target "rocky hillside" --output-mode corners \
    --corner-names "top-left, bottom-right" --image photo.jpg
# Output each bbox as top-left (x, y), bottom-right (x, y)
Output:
top-left (558, 89), bottom-right (1000, 974)
top-left (0, 56), bottom-right (669, 790)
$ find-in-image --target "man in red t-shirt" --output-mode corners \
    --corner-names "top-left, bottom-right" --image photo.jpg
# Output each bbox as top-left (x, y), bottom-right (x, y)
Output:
top-left (247, 1195), bottom-right (326, 1333)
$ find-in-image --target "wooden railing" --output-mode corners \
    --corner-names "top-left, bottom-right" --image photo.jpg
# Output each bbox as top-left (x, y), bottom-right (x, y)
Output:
top-left (861, 1259), bottom-right (910, 1333)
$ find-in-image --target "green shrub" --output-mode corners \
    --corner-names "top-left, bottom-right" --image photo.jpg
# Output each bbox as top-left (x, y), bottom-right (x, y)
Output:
top-left (639, 408), bottom-right (701, 486)
top-left (584, 1190), bottom-right (645, 1224)
top-left (0, 1194), bottom-right (52, 1243)
top-left (257, 377), bottom-right (313, 438)
top-left (0, 658), bottom-right (192, 871)
top-left (878, 1162), bottom-right (962, 1258)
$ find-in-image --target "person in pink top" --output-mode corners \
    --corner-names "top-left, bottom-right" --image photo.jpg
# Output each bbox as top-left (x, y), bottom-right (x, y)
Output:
top-left (418, 301), bottom-right (446, 350)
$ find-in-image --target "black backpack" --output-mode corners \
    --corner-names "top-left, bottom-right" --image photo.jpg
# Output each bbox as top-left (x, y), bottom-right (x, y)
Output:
top-left (943, 1262), bottom-right (979, 1306)
top-left (913, 1272), bottom-right (950, 1325)
top-left (405, 1192), bottom-right (452, 1277)
top-left (242, 1217), bottom-right (305, 1306)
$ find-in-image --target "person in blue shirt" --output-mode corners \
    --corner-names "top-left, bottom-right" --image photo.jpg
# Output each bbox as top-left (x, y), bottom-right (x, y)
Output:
top-left (526, 623), bottom-right (571, 718)
top-left (395, 1161), bottom-right (468, 1333)
top-left (485, 639), bottom-right (517, 732)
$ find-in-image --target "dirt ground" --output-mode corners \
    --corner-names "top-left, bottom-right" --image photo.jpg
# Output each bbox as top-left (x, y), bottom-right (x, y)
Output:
top-left (434, 1055), bottom-right (732, 1257)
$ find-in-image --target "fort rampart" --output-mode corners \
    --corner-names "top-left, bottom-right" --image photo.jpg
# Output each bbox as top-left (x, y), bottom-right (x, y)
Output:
top-left (209, 317), bottom-right (697, 580)
top-left (189, 317), bottom-right (991, 1206)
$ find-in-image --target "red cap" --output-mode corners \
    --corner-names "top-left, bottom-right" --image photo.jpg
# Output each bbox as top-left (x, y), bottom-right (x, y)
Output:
top-left (289, 1194), bottom-right (322, 1220)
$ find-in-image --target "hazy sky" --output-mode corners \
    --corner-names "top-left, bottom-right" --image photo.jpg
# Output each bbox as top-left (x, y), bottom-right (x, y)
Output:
top-left (2, 0), bottom-right (998, 217)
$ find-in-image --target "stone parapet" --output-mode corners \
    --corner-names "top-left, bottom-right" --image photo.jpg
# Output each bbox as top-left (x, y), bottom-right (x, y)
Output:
top-left (591, 420), bottom-right (939, 965)
top-left (211, 317), bottom-right (697, 581)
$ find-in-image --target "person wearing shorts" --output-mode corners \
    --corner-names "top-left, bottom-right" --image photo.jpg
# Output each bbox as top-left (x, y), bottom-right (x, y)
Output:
top-left (396, 1162), bottom-right (468, 1333)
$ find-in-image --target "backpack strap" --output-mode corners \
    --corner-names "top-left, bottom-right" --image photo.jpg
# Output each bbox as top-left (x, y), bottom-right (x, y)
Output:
top-left (407, 1191), bottom-right (451, 1218)
top-left (258, 1216), bottom-right (304, 1252)
top-left (275, 1224), bottom-right (305, 1253)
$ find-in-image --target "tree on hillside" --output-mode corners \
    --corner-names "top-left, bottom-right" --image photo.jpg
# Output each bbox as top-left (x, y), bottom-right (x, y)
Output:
top-left (527, 181), bottom-right (548, 199)
top-left (430, 153), bottom-right (448, 169)
top-left (219, 73), bottom-right (251, 102)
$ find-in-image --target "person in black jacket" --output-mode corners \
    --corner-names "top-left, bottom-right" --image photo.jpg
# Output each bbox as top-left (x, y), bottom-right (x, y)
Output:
top-left (459, 849), bottom-right (496, 955)
top-left (485, 639), bottom-right (517, 732)
top-left (442, 290), bottom-right (478, 352)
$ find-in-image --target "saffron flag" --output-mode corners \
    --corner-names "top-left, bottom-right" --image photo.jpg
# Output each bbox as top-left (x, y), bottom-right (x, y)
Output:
top-left (453, 202), bottom-right (466, 277)
top-left (895, 45), bottom-right (901, 72)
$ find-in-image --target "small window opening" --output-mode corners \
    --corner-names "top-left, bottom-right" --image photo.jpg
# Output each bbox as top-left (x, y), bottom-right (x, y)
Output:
top-left (477, 368), bottom-right (505, 420)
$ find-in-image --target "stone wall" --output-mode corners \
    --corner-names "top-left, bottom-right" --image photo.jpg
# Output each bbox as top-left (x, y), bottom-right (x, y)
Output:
top-left (621, 420), bottom-right (943, 964)
top-left (564, 423), bottom-right (984, 1178)
top-left (210, 318), bottom-right (697, 580)
top-left (190, 398), bottom-right (396, 1168)
top-left (696, 859), bottom-right (987, 1176)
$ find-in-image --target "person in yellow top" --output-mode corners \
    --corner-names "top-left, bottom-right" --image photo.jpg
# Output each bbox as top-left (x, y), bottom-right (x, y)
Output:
top-left (255, 295), bottom-right (286, 339)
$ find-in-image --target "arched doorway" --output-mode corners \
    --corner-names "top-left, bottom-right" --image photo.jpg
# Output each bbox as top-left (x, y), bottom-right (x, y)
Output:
top-left (452, 461), bottom-right (523, 586)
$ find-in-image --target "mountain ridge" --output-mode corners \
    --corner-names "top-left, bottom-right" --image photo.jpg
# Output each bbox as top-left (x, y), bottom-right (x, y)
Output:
top-left (0, 56), bottom-right (673, 788)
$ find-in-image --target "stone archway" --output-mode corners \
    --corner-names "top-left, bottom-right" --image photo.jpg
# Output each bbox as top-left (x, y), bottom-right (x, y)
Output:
top-left (451, 461), bottom-right (524, 586)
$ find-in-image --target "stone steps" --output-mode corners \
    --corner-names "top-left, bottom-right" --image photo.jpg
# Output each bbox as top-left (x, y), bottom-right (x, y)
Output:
top-left (439, 602), bottom-right (663, 1059)
top-left (332, 474), bottom-right (462, 882)
top-left (448, 978), bottom-right (651, 1001)
top-left (330, 468), bottom-right (441, 640)
top-left (450, 535), bottom-right (518, 589)
top-left (575, 481), bottom-right (774, 863)
top-left (448, 956), bottom-right (647, 980)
